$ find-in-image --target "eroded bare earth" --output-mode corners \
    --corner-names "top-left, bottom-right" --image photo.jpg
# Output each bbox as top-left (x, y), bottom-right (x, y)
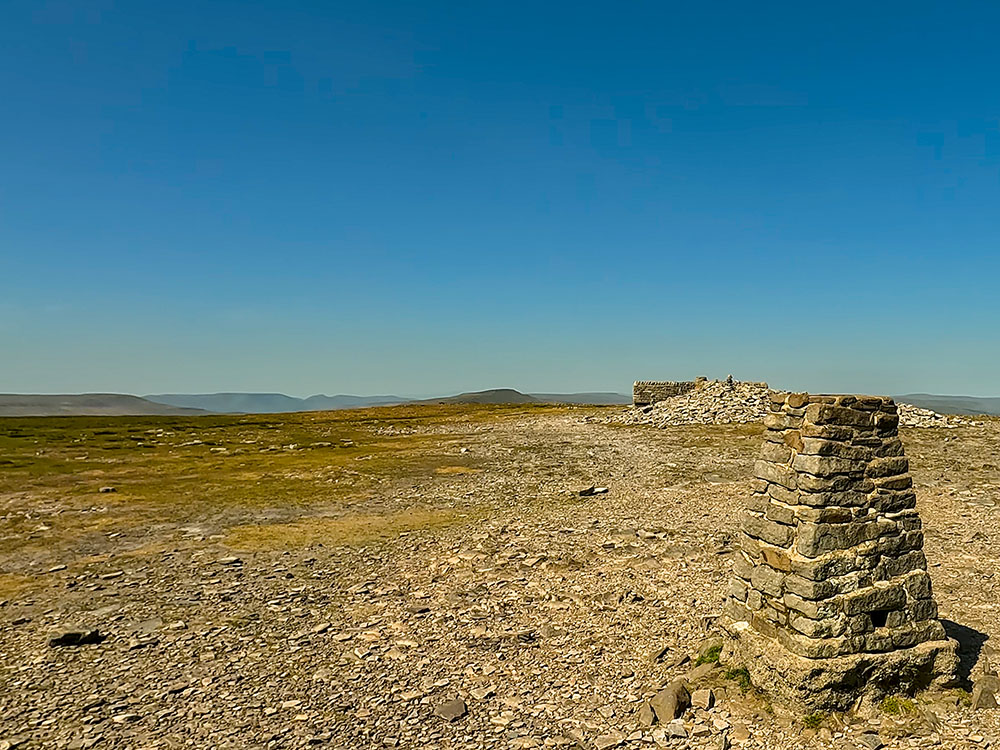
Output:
top-left (1, 406), bottom-right (998, 749)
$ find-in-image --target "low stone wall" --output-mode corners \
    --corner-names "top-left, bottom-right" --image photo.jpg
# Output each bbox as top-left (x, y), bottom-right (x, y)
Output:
top-left (632, 379), bottom-right (699, 406)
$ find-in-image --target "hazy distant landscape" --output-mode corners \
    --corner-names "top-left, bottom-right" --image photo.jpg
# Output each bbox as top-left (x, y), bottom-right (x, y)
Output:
top-left (0, 389), bottom-right (633, 416)
top-left (2, 389), bottom-right (998, 417)
top-left (0, 393), bottom-right (207, 417)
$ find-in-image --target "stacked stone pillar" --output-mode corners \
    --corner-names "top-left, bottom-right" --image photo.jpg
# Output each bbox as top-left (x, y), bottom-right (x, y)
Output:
top-left (722, 393), bottom-right (956, 710)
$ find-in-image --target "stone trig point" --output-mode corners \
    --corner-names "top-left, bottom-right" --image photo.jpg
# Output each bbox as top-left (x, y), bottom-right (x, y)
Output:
top-left (722, 392), bottom-right (957, 710)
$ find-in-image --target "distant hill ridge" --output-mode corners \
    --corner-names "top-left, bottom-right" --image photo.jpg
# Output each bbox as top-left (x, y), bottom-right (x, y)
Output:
top-left (13, 390), bottom-right (989, 418)
top-left (149, 390), bottom-right (631, 412)
top-left (1, 390), bottom-right (632, 416)
top-left (413, 388), bottom-right (539, 405)
top-left (145, 393), bottom-right (405, 414)
top-left (0, 394), bottom-right (207, 417)
top-left (413, 389), bottom-right (630, 405)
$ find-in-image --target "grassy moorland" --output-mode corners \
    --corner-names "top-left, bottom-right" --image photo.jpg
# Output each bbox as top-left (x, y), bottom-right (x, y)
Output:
top-left (0, 404), bottom-right (581, 593)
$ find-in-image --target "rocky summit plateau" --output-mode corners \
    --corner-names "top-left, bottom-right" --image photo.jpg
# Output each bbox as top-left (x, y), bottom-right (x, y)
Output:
top-left (1, 395), bottom-right (999, 750)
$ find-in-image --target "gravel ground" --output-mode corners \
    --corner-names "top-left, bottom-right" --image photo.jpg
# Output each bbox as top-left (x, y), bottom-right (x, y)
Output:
top-left (1, 410), bottom-right (998, 749)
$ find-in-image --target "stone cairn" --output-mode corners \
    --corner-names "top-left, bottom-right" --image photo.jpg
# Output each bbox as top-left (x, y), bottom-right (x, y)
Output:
top-left (722, 393), bottom-right (957, 710)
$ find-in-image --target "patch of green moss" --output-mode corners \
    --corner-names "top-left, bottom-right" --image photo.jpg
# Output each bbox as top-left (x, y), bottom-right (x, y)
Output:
top-left (724, 666), bottom-right (753, 693)
top-left (879, 695), bottom-right (916, 715)
top-left (802, 712), bottom-right (826, 729)
top-left (695, 644), bottom-right (722, 665)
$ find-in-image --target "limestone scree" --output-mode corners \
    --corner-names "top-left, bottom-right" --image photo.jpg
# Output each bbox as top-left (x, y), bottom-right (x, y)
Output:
top-left (721, 392), bottom-right (957, 710)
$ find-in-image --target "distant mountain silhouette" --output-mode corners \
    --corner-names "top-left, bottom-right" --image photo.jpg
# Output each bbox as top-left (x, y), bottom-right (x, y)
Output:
top-left (896, 393), bottom-right (1000, 416)
top-left (144, 393), bottom-right (405, 414)
top-left (4, 389), bottom-right (993, 418)
top-left (0, 394), bottom-right (207, 417)
top-left (413, 389), bottom-right (631, 405)
top-left (413, 388), bottom-right (542, 404)
top-left (1, 389), bottom-right (632, 417)
top-left (147, 389), bottom-right (631, 412)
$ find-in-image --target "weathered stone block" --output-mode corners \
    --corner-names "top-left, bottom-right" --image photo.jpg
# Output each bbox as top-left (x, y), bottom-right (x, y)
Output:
top-left (795, 505), bottom-right (855, 524)
top-left (878, 550), bottom-right (927, 578)
top-left (876, 533), bottom-right (908, 556)
top-left (872, 473), bottom-right (912, 491)
top-left (847, 613), bottom-right (872, 634)
top-left (853, 435), bottom-right (885, 447)
top-left (800, 423), bottom-right (855, 441)
top-left (797, 521), bottom-right (882, 557)
top-left (755, 460), bottom-right (798, 490)
top-left (885, 609), bottom-right (908, 628)
top-left (783, 430), bottom-right (805, 452)
top-left (873, 489), bottom-right (916, 513)
top-left (874, 438), bottom-right (904, 457)
top-left (763, 602), bottom-right (788, 626)
top-left (798, 438), bottom-right (872, 461)
top-left (797, 490), bottom-right (867, 507)
top-left (903, 571), bottom-right (932, 600)
top-left (852, 396), bottom-right (886, 411)
top-left (792, 453), bottom-right (866, 477)
top-left (751, 613), bottom-right (779, 639)
top-left (797, 473), bottom-right (871, 493)
top-left (746, 492), bottom-right (769, 513)
top-left (767, 482), bottom-right (799, 505)
top-left (728, 578), bottom-right (748, 602)
top-left (903, 530), bottom-right (924, 550)
top-left (733, 551), bottom-right (753, 579)
top-left (783, 592), bottom-right (839, 620)
top-left (743, 514), bottom-right (793, 547)
top-left (784, 573), bottom-right (836, 600)
top-left (764, 412), bottom-right (804, 430)
top-left (789, 613), bottom-right (847, 639)
top-left (866, 456), bottom-right (909, 478)
top-left (751, 565), bottom-right (786, 598)
top-left (842, 584), bottom-right (906, 616)
top-left (724, 599), bottom-right (751, 623)
top-left (777, 629), bottom-right (850, 659)
top-left (786, 393), bottom-right (810, 408)
top-left (874, 412), bottom-right (900, 434)
top-left (789, 551), bottom-right (858, 582)
top-left (889, 510), bottom-right (922, 531)
top-left (909, 598), bottom-right (938, 622)
top-left (761, 546), bottom-right (793, 572)
top-left (805, 404), bottom-right (874, 428)
top-left (766, 502), bottom-right (796, 526)
top-left (760, 441), bottom-right (793, 463)
top-left (863, 631), bottom-right (895, 653)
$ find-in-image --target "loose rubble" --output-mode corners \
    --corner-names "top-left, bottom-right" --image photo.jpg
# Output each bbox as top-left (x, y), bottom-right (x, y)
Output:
top-left (614, 379), bottom-right (981, 429)
top-left (896, 402), bottom-right (982, 429)
top-left (614, 379), bottom-right (773, 427)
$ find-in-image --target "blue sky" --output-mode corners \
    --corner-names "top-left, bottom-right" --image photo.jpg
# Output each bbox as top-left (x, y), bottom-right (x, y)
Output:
top-left (3, 1), bottom-right (999, 397)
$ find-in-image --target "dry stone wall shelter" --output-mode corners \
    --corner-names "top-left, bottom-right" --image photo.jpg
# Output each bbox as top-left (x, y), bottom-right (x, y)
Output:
top-left (632, 380), bottom-right (699, 406)
top-left (722, 392), bottom-right (957, 710)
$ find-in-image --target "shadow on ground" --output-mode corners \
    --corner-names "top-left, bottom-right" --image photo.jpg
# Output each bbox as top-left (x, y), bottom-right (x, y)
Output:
top-left (943, 619), bottom-right (990, 688)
